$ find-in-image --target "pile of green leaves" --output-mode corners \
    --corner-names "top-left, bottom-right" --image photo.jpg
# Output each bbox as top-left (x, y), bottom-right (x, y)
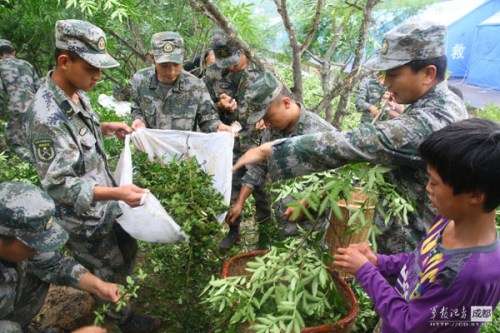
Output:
top-left (133, 152), bottom-right (226, 238)
top-left (132, 151), bottom-right (227, 331)
top-left (202, 237), bottom-right (347, 333)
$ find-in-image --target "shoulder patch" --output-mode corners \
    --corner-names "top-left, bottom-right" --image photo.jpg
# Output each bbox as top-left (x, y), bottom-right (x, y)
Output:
top-left (34, 139), bottom-right (55, 163)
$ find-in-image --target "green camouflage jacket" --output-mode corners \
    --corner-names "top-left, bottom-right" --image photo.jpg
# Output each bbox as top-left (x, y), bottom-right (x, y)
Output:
top-left (26, 72), bottom-right (121, 239)
top-left (131, 67), bottom-right (219, 132)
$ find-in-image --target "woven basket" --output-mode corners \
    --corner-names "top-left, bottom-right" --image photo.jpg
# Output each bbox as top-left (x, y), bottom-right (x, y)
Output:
top-left (325, 189), bottom-right (375, 258)
top-left (222, 250), bottom-right (359, 333)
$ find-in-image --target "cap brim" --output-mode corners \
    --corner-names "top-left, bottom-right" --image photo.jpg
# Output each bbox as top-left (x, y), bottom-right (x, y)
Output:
top-left (80, 52), bottom-right (120, 69)
top-left (18, 218), bottom-right (68, 252)
top-left (215, 53), bottom-right (240, 69)
top-left (364, 55), bottom-right (410, 72)
top-left (154, 54), bottom-right (183, 65)
top-left (247, 110), bottom-right (267, 124)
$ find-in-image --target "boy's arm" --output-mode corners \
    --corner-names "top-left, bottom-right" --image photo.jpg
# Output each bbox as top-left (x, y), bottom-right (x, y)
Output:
top-left (376, 252), bottom-right (412, 279)
top-left (355, 262), bottom-right (471, 333)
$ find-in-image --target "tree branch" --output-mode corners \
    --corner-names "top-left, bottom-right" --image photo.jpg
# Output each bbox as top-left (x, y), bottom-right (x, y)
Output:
top-left (274, 0), bottom-right (304, 102)
top-left (189, 0), bottom-right (265, 71)
top-left (345, 0), bottom-right (362, 11)
top-left (300, 0), bottom-right (325, 53)
top-left (105, 28), bottom-right (147, 62)
top-left (332, 0), bottom-right (380, 126)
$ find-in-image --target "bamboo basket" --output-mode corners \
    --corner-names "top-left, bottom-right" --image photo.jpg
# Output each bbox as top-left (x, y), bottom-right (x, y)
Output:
top-left (222, 250), bottom-right (359, 333)
top-left (325, 189), bottom-right (375, 253)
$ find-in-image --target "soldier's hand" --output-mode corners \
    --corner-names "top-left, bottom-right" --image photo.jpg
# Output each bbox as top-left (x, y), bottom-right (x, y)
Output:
top-left (255, 119), bottom-right (267, 130)
top-left (233, 142), bottom-right (273, 172)
top-left (117, 184), bottom-right (147, 207)
top-left (101, 122), bottom-right (133, 140)
top-left (94, 281), bottom-right (121, 303)
top-left (132, 119), bottom-right (147, 130)
top-left (218, 93), bottom-right (237, 112)
top-left (368, 105), bottom-right (380, 118)
top-left (72, 326), bottom-right (107, 333)
top-left (226, 202), bottom-right (244, 225)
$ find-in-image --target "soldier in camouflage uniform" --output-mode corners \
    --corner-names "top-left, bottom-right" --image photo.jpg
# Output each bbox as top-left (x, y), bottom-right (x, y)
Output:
top-left (130, 32), bottom-right (225, 132)
top-left (234, 20), bottom-right (468, 255)
top-left (355, 73), bottom-right (404, 123)
top-left (204, 30), bottom-right (274, 250)
top-left (184, 49), bottom-right (215, 78)
top-left (0, 39), bottom-right (40, 161)
top-left (0, 181), bottom-right (120, 333)
top-left (226, 72), bottom-right (334, 240)
top-left (25, 20), bottom-right (159, 332)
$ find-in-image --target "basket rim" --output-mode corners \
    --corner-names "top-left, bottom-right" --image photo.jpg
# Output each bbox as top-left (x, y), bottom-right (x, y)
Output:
top-left (221, 250), bottom-right (359, 333)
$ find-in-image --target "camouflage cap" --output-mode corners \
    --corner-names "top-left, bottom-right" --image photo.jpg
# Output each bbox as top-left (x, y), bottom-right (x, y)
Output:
top-left (0, 39), bottom-right (13, 48)
top-left (0, 182), bottom-right (68, 252)
top-left (151, 31), bottom-right (184, 64)
top-left (211, 29), bottom-right (240, 69)
top-left (366, 19), bottom-right (446, 71)
top-left (55, 19), bottom-right (119, 69)
top-left (246, 71), bottom-right (283, 124)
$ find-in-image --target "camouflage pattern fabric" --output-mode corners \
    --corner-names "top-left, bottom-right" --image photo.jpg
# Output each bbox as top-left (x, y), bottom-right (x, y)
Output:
top-left (0, 181), bottom-right (87, 328)
top-left (0, 182), bottom-right (68, 253)
top-left (150, 31), bottom-right (184, 65)
top-left (244, 108), bottom-right (334, 227)
top-left (267, 82), bottom-right (468, 253)
top-left (26, 72), bottom-right (137, 283)
top-left (211, 29), bottom-right (241, 69)
top-left (245, 71), bottom-right (283, 125)
top-left (204, 62), bottom-right (264, 150)
top-left (365, 19), bottom-right (446, 71)
top-left (354, 75), bottom-right (387, 123)
top-left (204, 63), bottom-right (272, 227)
top-left (242, 109), bottom-right (333, 189)
top-left (55, 19), bottom-right (119, 69)
top-left (0, 56), bottom-right (40, 161)
top-left (131, 67), bottom-right (220, 132)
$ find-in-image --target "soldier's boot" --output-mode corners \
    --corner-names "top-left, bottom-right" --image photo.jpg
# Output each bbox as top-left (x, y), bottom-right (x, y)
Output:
top-left (118, 313), bottom-right (161, 333)
top-left (219, 225), bottom-right (240, 252)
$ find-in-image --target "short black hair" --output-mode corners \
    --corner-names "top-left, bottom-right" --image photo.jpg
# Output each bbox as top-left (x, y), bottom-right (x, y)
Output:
top-left (0, 45), bottom-right (15, 56)
top-left (419, 118), bottom-right (500, 212)
top-left (407, 55), bottom-right (447, 82)
top-left (54, 48), bottom-right (80, 62)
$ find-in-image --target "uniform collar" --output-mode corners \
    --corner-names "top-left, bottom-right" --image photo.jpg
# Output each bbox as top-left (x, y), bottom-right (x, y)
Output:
top-left (410, 81), bottom-right (446, 110)
top-left (46, 70), bottom-right (92, 119)
top-left (149, 68), bottom-right (186, 93)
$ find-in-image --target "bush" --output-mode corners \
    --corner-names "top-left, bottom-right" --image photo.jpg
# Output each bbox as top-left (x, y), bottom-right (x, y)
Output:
top-left (132, 152), bottom-right (227, 331)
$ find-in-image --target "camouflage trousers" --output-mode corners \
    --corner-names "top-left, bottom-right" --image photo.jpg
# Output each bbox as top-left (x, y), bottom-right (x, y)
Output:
top-left (231, 166), bottom-right (272, 228)
top-left (66, 223), bottom-right (137, 284)
top-left (66, 223), bottom-right (137, 322)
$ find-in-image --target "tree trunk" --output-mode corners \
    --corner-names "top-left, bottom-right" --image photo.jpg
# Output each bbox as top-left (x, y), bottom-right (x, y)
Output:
top-left (332, 0), bottom-right (380, 127)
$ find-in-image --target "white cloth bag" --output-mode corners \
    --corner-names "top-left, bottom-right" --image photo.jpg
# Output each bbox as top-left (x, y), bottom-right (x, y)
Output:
top-left (114, 129), bottom-right (234, 242)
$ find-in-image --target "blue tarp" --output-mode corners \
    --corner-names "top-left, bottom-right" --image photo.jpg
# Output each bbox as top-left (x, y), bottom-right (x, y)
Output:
top-left (445, 0), bottom-right (500, 78)
top-left (465, 12), bottom-right (500, 89)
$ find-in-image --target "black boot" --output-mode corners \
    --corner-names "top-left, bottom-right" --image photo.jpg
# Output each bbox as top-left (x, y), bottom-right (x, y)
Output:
top-left (118, 313), bottom-right (161, 333)
top-left (219, 225), bottom-right (240, 251)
